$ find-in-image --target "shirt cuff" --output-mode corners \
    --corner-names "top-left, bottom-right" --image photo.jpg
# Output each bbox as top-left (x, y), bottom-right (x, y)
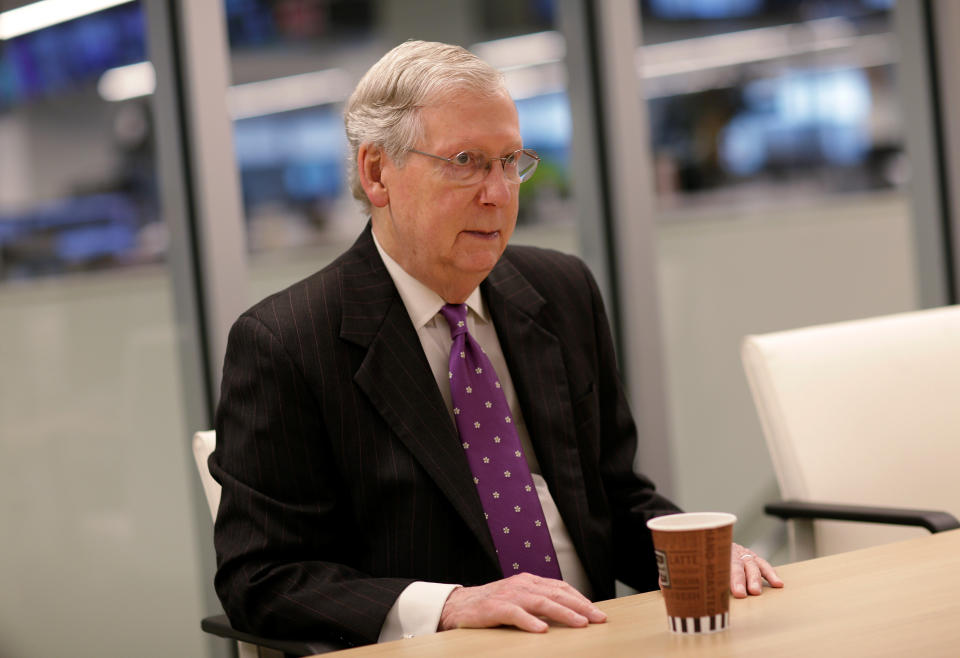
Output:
top-left (378, 581), bottom-right (461, 643)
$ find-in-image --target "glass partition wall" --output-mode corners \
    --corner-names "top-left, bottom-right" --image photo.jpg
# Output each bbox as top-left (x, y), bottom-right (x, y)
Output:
top-left (642, 0), bottom-right (903, 210)
top-left (637, 0), bottom-right (925, 555)
top-left (0, 1), bottom-right (209, 656)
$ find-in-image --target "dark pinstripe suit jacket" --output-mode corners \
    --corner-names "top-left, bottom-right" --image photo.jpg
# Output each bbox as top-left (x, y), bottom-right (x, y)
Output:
top-left (211, 224), bottom-right (680, 646)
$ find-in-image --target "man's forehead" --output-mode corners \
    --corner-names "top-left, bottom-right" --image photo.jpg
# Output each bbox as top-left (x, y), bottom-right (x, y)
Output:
top-left (427, 82), bottom-right (510, 102)
top-left (422, 85), bottom-right (515, 112)
top-left (420, 89), bottom-right (521, 146)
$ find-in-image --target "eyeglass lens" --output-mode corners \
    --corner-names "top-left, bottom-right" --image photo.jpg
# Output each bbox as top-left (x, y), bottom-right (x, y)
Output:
top-left (455, 150), bottom-right (538, 183)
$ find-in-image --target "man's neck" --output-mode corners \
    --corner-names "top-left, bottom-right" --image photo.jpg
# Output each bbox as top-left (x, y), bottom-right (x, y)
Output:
top-left (371, 224), bottom-right (487, 303)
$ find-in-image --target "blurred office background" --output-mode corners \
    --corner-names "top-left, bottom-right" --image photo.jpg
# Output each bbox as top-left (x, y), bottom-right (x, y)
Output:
top-left (0, 0), bottom-right (957, 656)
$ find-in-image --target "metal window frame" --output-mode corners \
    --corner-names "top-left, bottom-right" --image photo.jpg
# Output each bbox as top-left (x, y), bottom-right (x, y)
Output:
top-left (895, 0), bottom-right (957, 307)
top-left (571, 0), bottom-right (676, 495)
top-left (147, 0), bottom-right (249, 412)
top-left (922, 0), bottom-right (960, 304)
top-left (145, 1), bottom-right (247, 656)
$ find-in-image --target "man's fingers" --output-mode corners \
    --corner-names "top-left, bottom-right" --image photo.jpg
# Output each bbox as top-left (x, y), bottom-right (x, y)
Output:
top-left (533, 579), bottom-right (607, 623)
top-left (730, 558), bottom-right (748, 598)
top-left (729, 544), bottom-right (785, 597)
top-left (757, 556), bottom-right (784, 588)
top-left (519, 593), bottom-right (590, 628)
top-left (742, 555), bottom-right (764, 595)
top-left (457, 600), bottom-right (549, 632)
top-left (496, 603), bottom-right (550, 633)
top-left (453, 594), bottom-right (583, 632)
top-left (552, 592), bottom-right (606, 623)
top-left (508, 577), bottom-right (601, 627)
top-left (438, 576), bottom-right (605, 633)
top-left (733, 550), bottom-right (765, 595)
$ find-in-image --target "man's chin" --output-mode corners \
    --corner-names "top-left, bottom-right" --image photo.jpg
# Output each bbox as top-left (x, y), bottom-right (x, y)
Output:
top-left (455, 248), bottom-right (505, 275)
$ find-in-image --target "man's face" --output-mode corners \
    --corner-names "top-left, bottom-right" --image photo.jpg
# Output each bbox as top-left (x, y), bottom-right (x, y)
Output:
top-left (375, 88), bottom-right (522, 301)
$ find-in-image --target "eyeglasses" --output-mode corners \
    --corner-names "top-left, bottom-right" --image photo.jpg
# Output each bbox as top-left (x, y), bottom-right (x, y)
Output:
top-left (408, 148), bottom-right (540, 185)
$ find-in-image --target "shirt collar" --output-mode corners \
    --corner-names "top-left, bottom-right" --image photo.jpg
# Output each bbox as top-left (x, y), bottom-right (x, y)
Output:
top-left (372, 229), bottom-right (488, 330)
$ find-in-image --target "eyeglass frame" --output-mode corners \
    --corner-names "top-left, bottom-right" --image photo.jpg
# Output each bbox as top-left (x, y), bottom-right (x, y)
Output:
top-left (407, 148), bottom-right (541, 184)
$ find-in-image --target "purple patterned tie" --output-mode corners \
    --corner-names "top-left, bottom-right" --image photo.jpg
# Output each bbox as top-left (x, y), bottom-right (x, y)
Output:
top-left (440, 303), bottom-right (562, 579)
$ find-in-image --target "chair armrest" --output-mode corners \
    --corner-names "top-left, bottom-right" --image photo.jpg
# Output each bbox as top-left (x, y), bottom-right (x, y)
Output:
top-left (201, 615), bottom-right (347, 656)
top-left (765, 500), bottom-right (960, 533)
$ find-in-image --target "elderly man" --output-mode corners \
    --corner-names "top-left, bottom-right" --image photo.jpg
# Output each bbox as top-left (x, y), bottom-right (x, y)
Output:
top-left (212, 40), bottom-right (782, 648)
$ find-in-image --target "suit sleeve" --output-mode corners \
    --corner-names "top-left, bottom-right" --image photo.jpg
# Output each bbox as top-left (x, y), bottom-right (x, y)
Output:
top-left (579, 259), bottom-right (682, 592)
top-left (211, 313), bottom-right (413, 647)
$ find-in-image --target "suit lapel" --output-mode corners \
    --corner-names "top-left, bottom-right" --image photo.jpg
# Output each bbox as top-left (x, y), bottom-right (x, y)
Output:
top-left (483, 256), bottom-right (594, 579)
top-left (339, 227), bottom-right (498, 567)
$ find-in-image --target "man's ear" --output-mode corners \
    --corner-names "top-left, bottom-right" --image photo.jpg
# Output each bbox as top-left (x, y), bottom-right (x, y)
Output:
top-left (357, 143), bottom-right (390, 208)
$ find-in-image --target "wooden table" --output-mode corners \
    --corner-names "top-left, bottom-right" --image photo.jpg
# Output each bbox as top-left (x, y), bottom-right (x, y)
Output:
top-left (320, 529), bottom-right (960, 657)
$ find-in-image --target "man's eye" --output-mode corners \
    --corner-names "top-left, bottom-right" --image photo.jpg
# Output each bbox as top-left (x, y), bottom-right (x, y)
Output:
top-left (503, 152), bottom-right (518, 166)
top-left (453, 152), bottom-right (472, 166)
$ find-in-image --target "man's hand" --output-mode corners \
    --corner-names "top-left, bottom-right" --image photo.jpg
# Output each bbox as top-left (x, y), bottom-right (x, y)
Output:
top-left (730, 542), bottom-right (784, 597)
top-left (438, 573), bottom-right (606, 633)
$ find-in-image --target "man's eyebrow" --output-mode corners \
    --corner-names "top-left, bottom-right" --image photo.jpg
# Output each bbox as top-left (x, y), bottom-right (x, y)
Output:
top-left (452, 143), bottom-right (525, 155)
top-left (425, 137), bottom-right (523, 157)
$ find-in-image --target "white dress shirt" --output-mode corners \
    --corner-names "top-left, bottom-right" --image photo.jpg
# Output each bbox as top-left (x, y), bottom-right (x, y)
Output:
top-left (372, 233), bottom-right (592, 642)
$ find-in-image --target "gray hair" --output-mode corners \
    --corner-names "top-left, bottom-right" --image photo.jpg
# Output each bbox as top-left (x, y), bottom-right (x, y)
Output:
top-left (343, 40), bottom-right (507, 211)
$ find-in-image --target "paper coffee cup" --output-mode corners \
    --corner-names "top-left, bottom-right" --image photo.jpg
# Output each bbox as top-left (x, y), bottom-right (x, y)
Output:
top-left (646, 512), bottom-right (736, 634)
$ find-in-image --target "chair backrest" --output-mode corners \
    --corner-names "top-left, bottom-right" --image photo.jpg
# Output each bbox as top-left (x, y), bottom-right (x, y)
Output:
top-left (192, 432), bottom-right (273, 657)
top-left (192, 430), bottom-right (221, 520)
top-left (742, 305), bottom-right (960, 557)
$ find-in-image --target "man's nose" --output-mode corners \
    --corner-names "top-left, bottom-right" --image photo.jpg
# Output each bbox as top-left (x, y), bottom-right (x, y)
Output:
top-left (478, 159), bottom-right (512, 205)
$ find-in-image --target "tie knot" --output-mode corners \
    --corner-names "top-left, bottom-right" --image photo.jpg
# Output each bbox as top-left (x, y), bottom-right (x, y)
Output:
top-left (440, 303), bottom-right (469, 338)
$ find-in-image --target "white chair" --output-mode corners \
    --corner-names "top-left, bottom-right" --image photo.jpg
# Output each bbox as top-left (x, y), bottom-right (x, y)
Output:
top-left (741, 306), bottom-right (960, 561)
top-left (192, 431), bottom-right (342, 657)
top-left (192, 430), bottom-right (221, 519)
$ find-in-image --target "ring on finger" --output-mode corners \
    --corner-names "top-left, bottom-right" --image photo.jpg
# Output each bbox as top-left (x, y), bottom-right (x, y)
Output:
top-left (739, 554), bottom-right (756, 561)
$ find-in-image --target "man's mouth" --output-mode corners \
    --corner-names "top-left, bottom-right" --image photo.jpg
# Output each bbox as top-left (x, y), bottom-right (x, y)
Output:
top-left (463, 230), bottom-right (499, 239)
